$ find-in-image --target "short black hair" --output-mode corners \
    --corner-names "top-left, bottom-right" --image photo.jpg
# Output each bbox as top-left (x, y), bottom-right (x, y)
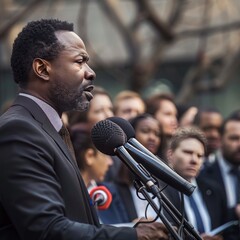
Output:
top-left (193, 106), bottom-right (221, 126)
top-left (129, 113), bottom-right (157, 130)
top-left (220, 111), bottom-right (240, 135)
top-left (11, 19), bottom-right (74, 87)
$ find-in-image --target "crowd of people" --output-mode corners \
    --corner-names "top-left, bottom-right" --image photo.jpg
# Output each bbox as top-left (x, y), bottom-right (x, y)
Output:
top-left (0, 18), bottom-right (239, 240)
top-left (64, 81), bottom-right (240, 240)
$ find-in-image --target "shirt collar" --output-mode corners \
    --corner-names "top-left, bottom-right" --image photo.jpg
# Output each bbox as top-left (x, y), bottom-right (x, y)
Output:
top-left (190, 178), bottom-right (198, 193)
top-left (218, 150), bottom-right (234, 174)
top-left (19, 93), bottom-right (62, 132)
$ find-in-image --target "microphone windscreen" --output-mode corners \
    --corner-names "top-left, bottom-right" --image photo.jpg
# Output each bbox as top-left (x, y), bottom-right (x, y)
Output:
top-left (89, 185), bottom-right (112, 210)
top-left (91, 119), bottom-right (127, 155)
top-left (107, 117), bottom-right (135, 139)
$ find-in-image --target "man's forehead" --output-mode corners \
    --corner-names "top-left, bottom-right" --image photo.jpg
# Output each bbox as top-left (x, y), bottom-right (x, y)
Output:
top-left (179, 138), bottom-right (204, 147)
top-left (225, 120), bottom-right (240, 132)
top-left (55, 30), bottom-right (87, 51)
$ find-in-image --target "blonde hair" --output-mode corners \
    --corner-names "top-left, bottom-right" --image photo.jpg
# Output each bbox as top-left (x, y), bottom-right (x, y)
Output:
top-left (113, 90), bottom-right (145, 113)
top-left (170, 126), bottom-right (207, 153)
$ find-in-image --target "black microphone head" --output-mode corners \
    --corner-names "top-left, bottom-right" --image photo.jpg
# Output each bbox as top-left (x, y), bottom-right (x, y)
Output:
top-left (91, 119), bottom-right (127, 155)
top-left (107, 117), bottom-right (135, 139)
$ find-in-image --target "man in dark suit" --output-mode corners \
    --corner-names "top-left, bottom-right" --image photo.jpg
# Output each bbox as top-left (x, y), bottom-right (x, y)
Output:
top-left (164, 127), bottom-right (226, 240)
top-left (200, 113), bottom-right (240, 240)
top-left (0, 19), bottom-right (169, 240)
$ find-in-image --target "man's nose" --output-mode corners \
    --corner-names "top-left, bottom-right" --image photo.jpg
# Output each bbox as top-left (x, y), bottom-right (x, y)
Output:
top-left (191, 154), bottom-right (199, 163)
top-left (104, 109), bottom-right (114, 118)
top-left (149, 132), bottom-right (158, 141)
top-left (84, 64), bottom-right (96, 81)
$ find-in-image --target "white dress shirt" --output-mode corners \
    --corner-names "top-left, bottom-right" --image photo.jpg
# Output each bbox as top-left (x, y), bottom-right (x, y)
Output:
top-left (19, 93), bottom-right (62, 131)
top-left (129, 185), bottom-right (162, 222)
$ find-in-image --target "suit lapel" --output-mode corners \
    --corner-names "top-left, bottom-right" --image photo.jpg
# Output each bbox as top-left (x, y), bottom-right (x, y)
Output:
top-left (197, 179), bottom-right (214, 222)
top-left (12, 95), bottom-right (100, 225)
top-left (13, 96), bottom-right (77, 168)
top-left (205, 161), bottom-right (226, 198)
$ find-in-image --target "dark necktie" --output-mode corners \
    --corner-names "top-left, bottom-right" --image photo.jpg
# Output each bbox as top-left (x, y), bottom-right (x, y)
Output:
top-left (188, 195), bottom-right (205, 234)
top-left (230, 168), bottom-right (240, 203)
top-left (59, 124), bottom-right (76, 161)
top-left (59, 124), bottom-right (99, 225)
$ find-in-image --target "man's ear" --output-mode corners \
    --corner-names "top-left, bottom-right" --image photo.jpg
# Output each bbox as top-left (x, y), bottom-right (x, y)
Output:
top-left (85, 148), bottom-right (95, 166)
top-left (32, 58), bottom-right (51, 81)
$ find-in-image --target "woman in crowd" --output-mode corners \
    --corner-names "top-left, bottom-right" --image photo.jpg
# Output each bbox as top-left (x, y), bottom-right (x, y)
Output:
top-left (70, 124), bottom-right (113, 189)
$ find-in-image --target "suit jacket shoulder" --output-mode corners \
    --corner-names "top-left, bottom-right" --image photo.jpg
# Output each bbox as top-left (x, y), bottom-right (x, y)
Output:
top-left (0, 96), bottom-right (136, 240)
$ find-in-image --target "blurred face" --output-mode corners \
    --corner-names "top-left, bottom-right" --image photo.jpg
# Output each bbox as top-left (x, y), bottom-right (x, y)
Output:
top-left (155, 100), bottom-right (178, 136)
top-left (199, 112), bottom-right (223, 155)
top-left (168, 138), bottom-right (205, 182)
top-left (221, 120), bottom-right (240, 166)
top-left (48, 31), bottom-right (95, 113)
top-left (135, 117), bottom-right (161, 154)
top-left (115, 98), bottom-right (145, 120)
top-left (87, 94), bottom-right (114, 127)
top-left (90, 151), bottom-right (113, 182)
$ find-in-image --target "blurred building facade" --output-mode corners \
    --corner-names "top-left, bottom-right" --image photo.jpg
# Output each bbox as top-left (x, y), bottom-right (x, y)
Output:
top-left (1, 0), bottom-right (240, 116)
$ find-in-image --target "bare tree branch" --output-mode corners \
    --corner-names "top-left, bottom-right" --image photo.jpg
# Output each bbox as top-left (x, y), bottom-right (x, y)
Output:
top-left (77, 0), bottom-right (129, 82)
top-left (0, 0), bottom-right (48, 38)
top-left (98, 0), bottom-right (140, 62)
top-left (176, 48), bottom-right (240, 103)
top-left (168, 0), bottom-right (187, 27)
top-left (197, 49), bottom-right (240, 91)
top-left (175, 57), bottom-right (209, 104)
top-left (177, 20), bottom-right (240, 38)
top-left (129, 0), bottom-right (187, 92)
top-left (137, 0), bottom-right (175, 42)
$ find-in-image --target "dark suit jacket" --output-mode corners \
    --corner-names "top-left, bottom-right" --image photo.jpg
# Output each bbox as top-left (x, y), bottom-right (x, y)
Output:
top-left (199, 160), bottom-right (240, 239)
top-left (162, 177), bottom-right (228, 231)
top-left (0, 96), bottom-right (136, 240)
top-left (199, 160), bottom-right (226, 199)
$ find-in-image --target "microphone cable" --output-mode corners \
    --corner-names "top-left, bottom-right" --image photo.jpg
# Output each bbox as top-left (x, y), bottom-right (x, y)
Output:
top-left (133, 178), bottom-right (164, 228)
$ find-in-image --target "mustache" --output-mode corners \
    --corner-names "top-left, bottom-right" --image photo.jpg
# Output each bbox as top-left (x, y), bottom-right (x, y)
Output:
top-left (233, 148), bottom-right (240, 154)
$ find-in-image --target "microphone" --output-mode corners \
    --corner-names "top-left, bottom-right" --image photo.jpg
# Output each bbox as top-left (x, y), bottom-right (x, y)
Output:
top-left (91, 120), bottom-right (158, 187)
top-left (106, 116), bottom-right (162, 156)
top-left (91, 119), bottom-right (200, 240)
top-left (103, 117), bottom-right (195, 196)
top-left (89, 186), bottom-right (112, 210)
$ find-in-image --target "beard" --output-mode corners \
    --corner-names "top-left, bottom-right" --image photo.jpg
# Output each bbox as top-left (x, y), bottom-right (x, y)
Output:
top-left (49, 80), bottom-right (90, 113)
top-left (222, 148), bottom-right (240, 166)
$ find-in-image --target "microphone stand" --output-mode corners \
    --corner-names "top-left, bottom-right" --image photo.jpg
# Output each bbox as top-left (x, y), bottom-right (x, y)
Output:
top-left (133, 180), bottom-right (202, 240)
top-left (116, 146), bottom-right (183, 240)
top-left (115, 146), bottom-right (202, 240)
top-left (133, 179), bottom-right (183, 240)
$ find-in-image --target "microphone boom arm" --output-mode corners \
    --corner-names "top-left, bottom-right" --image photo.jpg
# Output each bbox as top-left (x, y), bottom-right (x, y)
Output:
top-left (133, 179), bottom-right (183, 240)
top-left (124, 142), bottom-right (195, 196)
top-left (115, 146), bottom-right (202, 240)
